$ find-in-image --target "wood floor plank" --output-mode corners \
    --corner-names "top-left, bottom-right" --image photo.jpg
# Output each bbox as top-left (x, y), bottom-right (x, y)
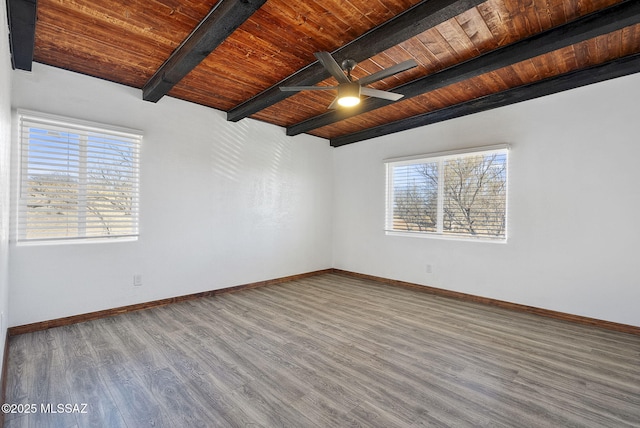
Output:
top-left (64, 356), bottom-right (126, 428)
top-left (5, 329), bottom-right (79, 428)
top-left (103, 374), bottom-right (176, 427)
top-left (5, 273), bottom-right (640, 427)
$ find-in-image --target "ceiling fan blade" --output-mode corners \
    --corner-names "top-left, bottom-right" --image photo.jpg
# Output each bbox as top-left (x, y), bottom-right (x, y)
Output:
top-left (357, 59), bottom-right (418, 86)
top-left (360, 87), bottom-right (404, 101)
top-left (314, 52), bottom-right (351, 84)
top-left (279, 85), bottom-right (337, 92)
top-left (327, 96), bottom-right (340, 110)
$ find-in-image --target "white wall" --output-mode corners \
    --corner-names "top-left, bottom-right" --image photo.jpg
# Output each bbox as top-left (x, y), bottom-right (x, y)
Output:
top-left (0, 0), bottom-right (12, 361)
top-left (9, 64), bottom-right (333, 326)
top-left (333, 73), bottom-right (640, 327)
top-left (7, 58), bottom-right (640, 329)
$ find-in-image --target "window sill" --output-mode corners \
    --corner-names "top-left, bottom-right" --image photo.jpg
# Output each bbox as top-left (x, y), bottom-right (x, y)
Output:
top-left (385, 230), bottom-right (507, 243)
top-left (15, 236), bottom-right (139, 247)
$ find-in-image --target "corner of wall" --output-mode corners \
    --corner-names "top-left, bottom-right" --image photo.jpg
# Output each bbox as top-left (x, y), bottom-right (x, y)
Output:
top-left (330, 144), bottom-right (337, 269)
top-left (0, 0), bottom-right (13, 373)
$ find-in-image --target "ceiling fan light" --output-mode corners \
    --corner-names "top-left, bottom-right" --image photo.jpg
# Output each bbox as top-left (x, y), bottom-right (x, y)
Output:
top-left (337, 82), bottom-right (361, 107)
top-left (337, 96), bottom-right (360, 107)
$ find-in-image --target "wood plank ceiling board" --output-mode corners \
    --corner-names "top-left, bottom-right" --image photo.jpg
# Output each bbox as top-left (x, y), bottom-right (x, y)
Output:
top-left (166, 0), bottom-right (425, 112)
top-left (15, 0), bottom-right (640, 146)
top-left (265, 0), bottom-right (627, 133)
top-left (225, 0), bottom-right (489, 122)
top-left (282, 0), bottom-right (640, 139)
top-left (327, 30), bottom-right (640, 143)
top-left (33, 0), bottom-right (220, 88)
top-left (330, 52), bottom-right (640, 146)
top-left (143, 0), bottom-right (269, 103)
top-left (314, 28), bottom-right (640, 141)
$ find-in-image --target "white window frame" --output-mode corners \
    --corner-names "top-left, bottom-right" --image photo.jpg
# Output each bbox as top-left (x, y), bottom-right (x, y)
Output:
top-left (385, 144), bottom-right (509, 242)
top-left (16, 110), bottom-right (142, 244)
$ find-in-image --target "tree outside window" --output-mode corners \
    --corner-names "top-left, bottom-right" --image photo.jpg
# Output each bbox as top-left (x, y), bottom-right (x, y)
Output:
top-left (387, 148), bottom-right (508, 240)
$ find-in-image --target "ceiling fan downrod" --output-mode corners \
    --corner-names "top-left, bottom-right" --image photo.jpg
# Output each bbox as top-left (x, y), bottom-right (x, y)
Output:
top-left (341, 59), bottom-right (357, 81)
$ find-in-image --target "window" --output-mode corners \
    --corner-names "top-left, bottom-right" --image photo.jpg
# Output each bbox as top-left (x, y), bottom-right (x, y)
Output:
top-left (17, 111), bottom-right (142, 243)
top-left (386, 145), bottom-right (508, 241)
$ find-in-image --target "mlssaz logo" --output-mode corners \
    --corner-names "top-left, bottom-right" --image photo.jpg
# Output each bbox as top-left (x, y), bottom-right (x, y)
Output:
top-left (40, 403), bottom-right (89, 414)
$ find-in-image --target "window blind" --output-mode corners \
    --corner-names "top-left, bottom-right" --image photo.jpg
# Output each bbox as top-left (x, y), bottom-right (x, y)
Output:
top-left (18, 111), bottom-right (142, 243)
top-left (386, 146), bottom-right (508, 240)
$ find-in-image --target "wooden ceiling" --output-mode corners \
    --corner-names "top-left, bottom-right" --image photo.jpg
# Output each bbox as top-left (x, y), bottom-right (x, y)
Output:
top-left (7, 0), bottom-right (640, 146)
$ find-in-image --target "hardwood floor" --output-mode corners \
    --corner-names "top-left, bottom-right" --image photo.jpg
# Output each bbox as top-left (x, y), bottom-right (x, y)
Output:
top-left (4, 273), bottom-right (640, 427)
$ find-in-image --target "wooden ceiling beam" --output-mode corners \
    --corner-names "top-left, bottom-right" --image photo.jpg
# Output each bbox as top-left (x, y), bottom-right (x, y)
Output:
top-left (330, 53), bottom-right (640, 147)
top-left (6, 0), bottom-right (37, 71)
top-left (288, 0), bottom-right (640, 137)
top-left (225, 0), bottom-right (485, 122)
top-left (143, 0), bottom-right (267, 103)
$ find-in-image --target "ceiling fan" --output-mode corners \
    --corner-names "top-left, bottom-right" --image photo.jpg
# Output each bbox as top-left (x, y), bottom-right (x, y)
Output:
top-left (280, 52), bottom-right (418, 109)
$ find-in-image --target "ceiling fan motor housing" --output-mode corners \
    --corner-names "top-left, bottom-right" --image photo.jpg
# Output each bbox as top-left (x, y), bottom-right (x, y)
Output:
top-left (341, 59), bottom-right (358, 74)
top-left (337, 82), bottom-right (361, 107)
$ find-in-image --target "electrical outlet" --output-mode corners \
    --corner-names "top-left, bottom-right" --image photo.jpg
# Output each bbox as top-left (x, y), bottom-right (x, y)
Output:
top-left (133, 274), bottom-right (143, 286)
top-left (426, 264), bottom-right (432, 274)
